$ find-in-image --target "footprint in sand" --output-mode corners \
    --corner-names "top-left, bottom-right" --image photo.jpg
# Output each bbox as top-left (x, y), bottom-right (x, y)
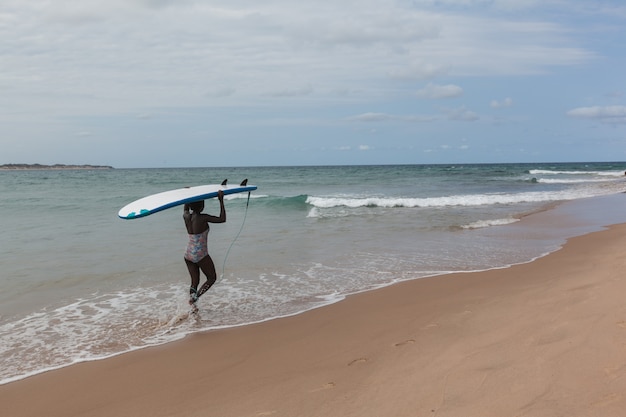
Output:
top-left (348, 357), bottom-right (368, 366)
top-left (394, 339), bottom-right (416, 347)
top-left (256, 411), bottom-right (276, 416)
top-left (603, 365), bottom-right (626, 381)
top-left (592, 392), bottom-right (621, 407)
top-left (310, 382), bottom-right (336, 393)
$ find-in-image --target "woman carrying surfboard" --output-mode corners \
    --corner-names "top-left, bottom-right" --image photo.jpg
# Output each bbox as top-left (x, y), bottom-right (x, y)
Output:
top-left (183, 190), bottom-right (226, 307)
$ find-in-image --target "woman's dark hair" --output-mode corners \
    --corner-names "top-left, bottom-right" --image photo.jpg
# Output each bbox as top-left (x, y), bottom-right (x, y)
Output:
top-left (189, 201), bottom-right (204, 212)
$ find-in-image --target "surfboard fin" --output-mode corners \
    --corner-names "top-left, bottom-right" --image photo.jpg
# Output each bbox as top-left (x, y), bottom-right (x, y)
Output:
top-left (221, 179), bottom-right (228, 186)
top-left (240, 179), bottom-right (248, 186)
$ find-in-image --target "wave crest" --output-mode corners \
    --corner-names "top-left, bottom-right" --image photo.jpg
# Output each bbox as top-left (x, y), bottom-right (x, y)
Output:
top-left (305, 189), bottom-right (602, 209)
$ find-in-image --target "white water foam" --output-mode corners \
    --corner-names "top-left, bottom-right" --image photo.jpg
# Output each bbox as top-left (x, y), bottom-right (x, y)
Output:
top-left (0, 284), bottom-right (196, 385)
top-left (305, 186), bottom-right (618, 210)
top-left (462, 218), bottom-right (520, 229)
top-left (225, 193), bottom-right (267, 200)
top-left (537, 178), bottom-right (611, 184)
top-left (529, 169), bottom-right (625, 177)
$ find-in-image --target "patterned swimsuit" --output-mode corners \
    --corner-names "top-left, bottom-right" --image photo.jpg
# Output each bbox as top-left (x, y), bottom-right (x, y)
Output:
top-left (184, 229), bottom-right (209, 263)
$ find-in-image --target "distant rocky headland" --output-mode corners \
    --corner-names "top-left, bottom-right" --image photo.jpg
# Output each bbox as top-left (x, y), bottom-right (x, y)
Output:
top-left (0, 163), bottom-right (114, 170)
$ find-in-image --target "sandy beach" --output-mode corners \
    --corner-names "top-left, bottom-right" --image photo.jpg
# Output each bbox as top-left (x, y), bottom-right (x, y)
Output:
top-left (3, 222), bottom-right (626, 417)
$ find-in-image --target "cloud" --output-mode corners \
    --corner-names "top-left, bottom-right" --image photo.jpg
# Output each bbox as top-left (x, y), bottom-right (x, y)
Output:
top-left (205, 87), bottom-right (237, 98)
top-left (348, 107), bottom-right (480, 123)
top-left (416, 83), bottom-right (463, 99)
top-left (490, 97), bottom-right (513, 108)
top-left (388, 62), bottom-right (450, 80)
top-left (1, 0), bottom-right (612, 167)
top-left (1, 0), bottom-right (595, 117)
top-left (308, 11), bottom-right (441, 47)
top-left (404, 115), bottom-right (438, 122)
top-left (444, 106), bottom-right (479, 121)
top-left (348, 113), bottom-right (394, 122)
top-left (327, 144), bottom-right (372, 152)
top-left (347, 112), bottom-right (436, 123)
top-left (412, 0), bottom-right (563, 13)
top-left (567, 106), bottom-right (626, 124)
top-left (264, 86), bottom-right (314, 98)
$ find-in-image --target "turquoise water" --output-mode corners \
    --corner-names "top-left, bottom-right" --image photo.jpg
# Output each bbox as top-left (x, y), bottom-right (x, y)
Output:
top-left (1, 162), bottom-right (626, 384)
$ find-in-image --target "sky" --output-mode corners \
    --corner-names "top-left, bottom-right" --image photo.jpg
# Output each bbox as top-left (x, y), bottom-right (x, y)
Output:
top-left (1, 0), bottom-right (625, 168)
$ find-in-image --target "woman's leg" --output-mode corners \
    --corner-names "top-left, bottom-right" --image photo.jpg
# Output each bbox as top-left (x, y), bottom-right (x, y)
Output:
top-left (185, 258), bottom-right (201, 303)
top-left (197, 255), bottom-right (217, 298)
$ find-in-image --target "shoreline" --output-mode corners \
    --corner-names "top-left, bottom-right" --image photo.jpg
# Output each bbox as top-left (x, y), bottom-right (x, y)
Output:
top-left (2, 219), bottom-right (626, 416)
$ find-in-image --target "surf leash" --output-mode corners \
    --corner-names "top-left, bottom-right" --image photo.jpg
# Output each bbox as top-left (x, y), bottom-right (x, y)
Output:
top-left (219, 190), bottom-right (252, 282)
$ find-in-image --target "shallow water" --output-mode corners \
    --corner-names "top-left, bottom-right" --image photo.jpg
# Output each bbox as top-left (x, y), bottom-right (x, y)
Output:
top-left (1, 162), bottom-right (626, 384)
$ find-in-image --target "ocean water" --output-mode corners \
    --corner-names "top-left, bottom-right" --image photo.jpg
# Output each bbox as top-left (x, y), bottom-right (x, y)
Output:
top-left (1, 162), bottom-right (626, 384)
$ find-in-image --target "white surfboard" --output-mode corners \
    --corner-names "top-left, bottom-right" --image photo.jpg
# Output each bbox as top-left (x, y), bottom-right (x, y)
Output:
top-left (118, 179), bottom-right (257, 219)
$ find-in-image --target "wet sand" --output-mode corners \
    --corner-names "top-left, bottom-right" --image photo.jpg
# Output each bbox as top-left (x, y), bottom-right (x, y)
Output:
top-left (2, 223), bottom-right (626, 417)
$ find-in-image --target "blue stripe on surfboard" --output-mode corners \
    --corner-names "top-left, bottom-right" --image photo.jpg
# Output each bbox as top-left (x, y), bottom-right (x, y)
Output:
top-left (119, 185), bottom-right (257, 219)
